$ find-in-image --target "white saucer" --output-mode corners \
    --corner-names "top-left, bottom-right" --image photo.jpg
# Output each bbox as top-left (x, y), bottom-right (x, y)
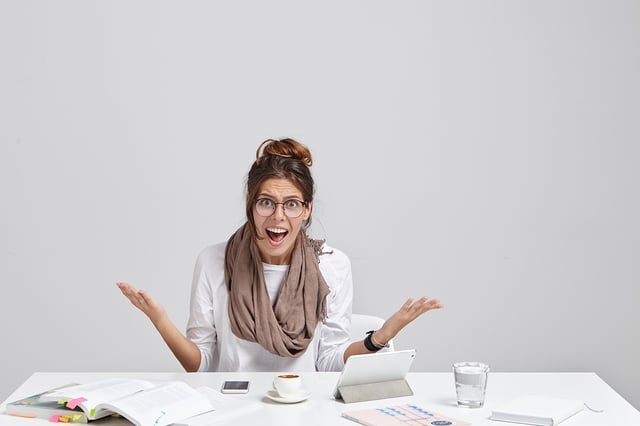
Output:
top-left (265, 389), bottom-right (311, 404)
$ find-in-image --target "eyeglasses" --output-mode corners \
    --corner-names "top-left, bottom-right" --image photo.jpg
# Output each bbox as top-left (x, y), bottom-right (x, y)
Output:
top-left (254, 198), bottom-right (308, 218)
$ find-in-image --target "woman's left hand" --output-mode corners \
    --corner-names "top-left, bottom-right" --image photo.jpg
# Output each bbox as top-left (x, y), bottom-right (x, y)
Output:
top-left (375, 296), bottom-right (443, 345)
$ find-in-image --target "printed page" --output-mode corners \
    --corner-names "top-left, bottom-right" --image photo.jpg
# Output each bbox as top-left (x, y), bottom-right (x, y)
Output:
top-left (342, 404), bottom-right (471, 426)
top-left (96, 381), bottom-right (214, 426)
top-left (40, 378), bottom-right (155, 419)
top-left (173, 386), bottom-right (262, 426)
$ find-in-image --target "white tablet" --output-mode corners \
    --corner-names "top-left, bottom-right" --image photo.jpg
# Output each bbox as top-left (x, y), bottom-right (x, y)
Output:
top-left (333, 349), bottom-right (417, 400)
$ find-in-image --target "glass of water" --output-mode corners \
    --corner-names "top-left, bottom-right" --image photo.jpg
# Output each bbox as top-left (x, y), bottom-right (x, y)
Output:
top-left (453, 362), bottom-right (489, 408)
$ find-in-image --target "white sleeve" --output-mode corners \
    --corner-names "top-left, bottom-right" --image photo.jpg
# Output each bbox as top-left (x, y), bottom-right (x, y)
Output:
top-left (315, 248), bottom-right (353, 372)
top-left (186, 246), bottom-right (219, 372)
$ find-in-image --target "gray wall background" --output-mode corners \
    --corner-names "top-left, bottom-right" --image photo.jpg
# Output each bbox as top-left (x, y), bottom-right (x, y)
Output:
top-left (1, 0), bottom-right (638, 409)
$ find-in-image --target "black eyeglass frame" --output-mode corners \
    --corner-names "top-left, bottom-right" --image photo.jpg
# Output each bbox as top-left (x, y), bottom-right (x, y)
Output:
top-left (253, 198), bottom-right (309, 218)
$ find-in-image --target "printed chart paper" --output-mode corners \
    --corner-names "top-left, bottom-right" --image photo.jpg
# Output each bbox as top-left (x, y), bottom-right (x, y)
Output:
top-left (342, 404), bottom-right (471, 426)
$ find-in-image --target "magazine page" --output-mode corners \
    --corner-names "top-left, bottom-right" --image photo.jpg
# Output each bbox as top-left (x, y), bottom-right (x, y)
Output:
top-left (173, 386), bottom-right (262, 426)
top-left (95, 381), bottom-right (215, 426)
top-left (40, 378), bottom-right (155, 419)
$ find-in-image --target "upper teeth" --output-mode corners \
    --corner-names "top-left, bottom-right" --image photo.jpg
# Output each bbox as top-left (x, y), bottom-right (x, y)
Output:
top-left (267, 228), bottom-right (287, 234)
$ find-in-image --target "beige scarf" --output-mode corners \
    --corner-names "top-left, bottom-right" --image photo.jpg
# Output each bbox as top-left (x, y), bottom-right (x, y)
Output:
top-left (224, 223), bottom-right (330, 357)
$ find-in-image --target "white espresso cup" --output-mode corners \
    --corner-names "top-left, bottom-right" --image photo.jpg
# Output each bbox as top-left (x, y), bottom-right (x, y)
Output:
top-left (273, 374), bottom-right (302, 397)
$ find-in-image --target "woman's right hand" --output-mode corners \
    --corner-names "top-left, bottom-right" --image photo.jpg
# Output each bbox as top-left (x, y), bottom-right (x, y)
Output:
top-left (116, 281), bottom-right (201, 372)
top-left (116, 282), bottom-right (167, 326)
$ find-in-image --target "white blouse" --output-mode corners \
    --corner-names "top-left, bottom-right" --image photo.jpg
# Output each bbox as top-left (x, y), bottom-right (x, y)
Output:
top-left (186, 241), bottom-right (353, 372)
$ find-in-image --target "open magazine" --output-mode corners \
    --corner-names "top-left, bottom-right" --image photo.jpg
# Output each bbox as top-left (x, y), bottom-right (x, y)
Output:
top-left (18, 378), bottom-right (215, 426)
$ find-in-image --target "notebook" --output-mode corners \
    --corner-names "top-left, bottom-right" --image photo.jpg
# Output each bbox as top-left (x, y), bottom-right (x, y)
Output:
top-left (333, 349), bottom-right (416, 400)
top-left (489, 394), bottom-right (585, 426)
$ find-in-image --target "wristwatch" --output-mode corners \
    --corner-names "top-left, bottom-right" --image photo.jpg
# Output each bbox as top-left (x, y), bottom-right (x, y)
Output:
top-left (364, 330), bottom-right (389, 352)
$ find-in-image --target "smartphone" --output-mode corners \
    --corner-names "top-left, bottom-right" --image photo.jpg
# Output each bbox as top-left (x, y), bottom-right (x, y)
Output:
top-left (221, 380), bottom-right (250, 394)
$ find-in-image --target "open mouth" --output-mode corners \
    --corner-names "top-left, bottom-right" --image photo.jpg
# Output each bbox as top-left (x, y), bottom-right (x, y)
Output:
top-left (266, 227), bottom-right (288, 244)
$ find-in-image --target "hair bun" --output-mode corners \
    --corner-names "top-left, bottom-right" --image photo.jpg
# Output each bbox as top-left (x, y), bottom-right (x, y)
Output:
top-left (256, 138), bottom-right (312, 167)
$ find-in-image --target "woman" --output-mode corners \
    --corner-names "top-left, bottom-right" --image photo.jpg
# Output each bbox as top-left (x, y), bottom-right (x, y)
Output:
top-left (117, 138), bottom-right (442, 373)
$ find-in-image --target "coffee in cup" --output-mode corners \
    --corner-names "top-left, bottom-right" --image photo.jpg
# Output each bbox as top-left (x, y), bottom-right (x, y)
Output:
top-left (273, 374), bottom-right (302, 397)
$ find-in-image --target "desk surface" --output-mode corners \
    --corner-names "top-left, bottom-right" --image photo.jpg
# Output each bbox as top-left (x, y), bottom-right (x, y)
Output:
top-left (1, 371), bottom-right (638, 425)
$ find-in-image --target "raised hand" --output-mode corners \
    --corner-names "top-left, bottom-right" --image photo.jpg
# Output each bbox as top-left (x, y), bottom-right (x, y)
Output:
top-left (116, 282), bottom-right (167, 325)
top-left (344, 296), bottom-right (443, 362)
top-left (116, 281), bottom-right (201, 371)
top-left (375, 296), bottom-right (443, 345)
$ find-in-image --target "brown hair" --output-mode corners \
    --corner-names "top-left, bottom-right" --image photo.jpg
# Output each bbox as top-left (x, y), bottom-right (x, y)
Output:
top-left (245, 138), bottom-right (315, 238)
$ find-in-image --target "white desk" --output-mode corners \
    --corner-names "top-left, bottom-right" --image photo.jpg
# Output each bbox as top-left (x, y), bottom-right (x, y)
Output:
top-left (1, 371), bottom-right (638, 425)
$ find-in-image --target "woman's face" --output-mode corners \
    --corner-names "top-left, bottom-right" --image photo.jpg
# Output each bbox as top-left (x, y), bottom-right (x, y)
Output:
top-left (252, 178), bottom-right (311, 265)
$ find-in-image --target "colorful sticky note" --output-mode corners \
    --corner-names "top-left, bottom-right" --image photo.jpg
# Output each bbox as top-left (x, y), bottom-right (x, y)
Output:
top-left (50, 414), bottom-right (61, 422)
top-left (66, 397), bottom-right (87, 409)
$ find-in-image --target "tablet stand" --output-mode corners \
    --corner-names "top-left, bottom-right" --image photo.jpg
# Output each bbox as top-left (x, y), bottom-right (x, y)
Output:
top-left (337, 379), bottom-right (413, 403)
